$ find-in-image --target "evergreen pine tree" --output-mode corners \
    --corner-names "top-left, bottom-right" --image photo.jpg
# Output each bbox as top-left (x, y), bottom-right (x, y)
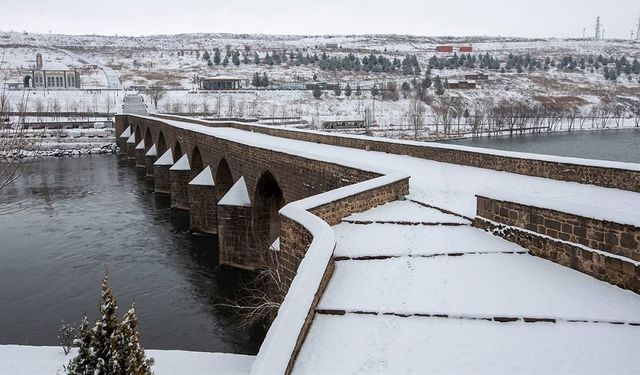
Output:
top-left (252, 72), bottom-right (261, 87)
top-left (261, 72), bottom-right (269, 87)
top-left (334, 84), bottom-right (341, 97)
top-left (120, 304), bottom-right (154, 375)
top-left (355, 84), bottom-right (361, 96)
top-left (254, 52), bottom-right (260, 64)
top-left (91, 275), bottom-right (120, 374)
top-left (213, 48), bottom-right (221, 65)
top-left (371, 84), bottom-right (379, 97)
top-left (202, 51), bottom-right (210, 61)
top-left (312, 85), bottom-right (322, 99)
top-left (222, 56), bottom-right (229, 66)
top-left (434, 76), bottom-right (445, 95)
top-left (67, 315), bottom-right (96, 374)
top-left (344, 84), bottom-right (352, 97)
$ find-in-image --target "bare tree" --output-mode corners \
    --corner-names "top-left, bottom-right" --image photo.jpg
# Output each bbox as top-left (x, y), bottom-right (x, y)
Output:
top-left (218, 239), bottom-right (286, 328)
top-left (147, 85), bottom-right (166, 110)
top-left (407, 96), bottom-right (425, 140)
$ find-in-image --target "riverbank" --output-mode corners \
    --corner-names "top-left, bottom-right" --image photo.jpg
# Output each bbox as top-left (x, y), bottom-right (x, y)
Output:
top-left (0, 345), bottom-right (254, 375)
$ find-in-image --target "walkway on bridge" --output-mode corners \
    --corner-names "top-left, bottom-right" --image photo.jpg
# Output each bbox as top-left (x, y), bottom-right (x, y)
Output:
top-left (292, 200), bottom-right (640, 374)
top-left (122, 95), bottom-right (149, 116)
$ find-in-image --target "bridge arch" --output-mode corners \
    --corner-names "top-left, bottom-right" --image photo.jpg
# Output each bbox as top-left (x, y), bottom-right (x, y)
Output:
top-left (173, 140), bottom-right (183, 161)
top-left (157, 131), bottom-right (167, 155)
top-left (253, 170), bottom-right (285, 246)
top-left (144, 127), bottom-right (153, 151)
top-left (215, 158), bottom-right (234, 200)
top-left (134, 125), bottom-right (142, 144)
top-left (191, 146), bottom-right (203, 176)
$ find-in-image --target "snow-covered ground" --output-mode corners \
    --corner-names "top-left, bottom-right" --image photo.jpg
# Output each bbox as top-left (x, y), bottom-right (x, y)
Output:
top-left (0, 345), bottom-right (253, 375)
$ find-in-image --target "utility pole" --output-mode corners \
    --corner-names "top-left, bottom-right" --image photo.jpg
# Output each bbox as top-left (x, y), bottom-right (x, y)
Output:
top-left (583, 28), bottom-right (586, 39)
top-left (602, 28), bottom-right (606, 40)
top-left (595, 16), bottom-right (601, 40)
top-left (636, 12), bottom-right (640, 40)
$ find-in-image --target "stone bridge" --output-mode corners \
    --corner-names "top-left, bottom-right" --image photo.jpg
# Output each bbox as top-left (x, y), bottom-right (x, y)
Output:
top-left (115, 112), bottom-right (640, 374)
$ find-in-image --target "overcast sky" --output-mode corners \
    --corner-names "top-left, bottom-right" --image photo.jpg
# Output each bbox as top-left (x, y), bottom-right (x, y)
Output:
top-left (1, 0), bottom-right (639, 39)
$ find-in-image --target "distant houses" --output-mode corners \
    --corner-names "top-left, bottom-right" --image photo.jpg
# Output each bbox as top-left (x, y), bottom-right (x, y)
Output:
top-left (435, 45), bottom-right (473, 53)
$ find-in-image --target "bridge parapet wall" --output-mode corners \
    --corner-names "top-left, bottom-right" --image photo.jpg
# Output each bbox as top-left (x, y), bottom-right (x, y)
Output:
top-left (474, 194), bottom-right (640, 294)
top-left (150, 114), bottom-right (640, 193)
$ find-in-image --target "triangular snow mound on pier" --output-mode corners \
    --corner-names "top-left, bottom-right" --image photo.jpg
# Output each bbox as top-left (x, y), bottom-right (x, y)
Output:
top-left (145, 144), bottom-right (157, 157)
top-left (218, 177), bottom-right (251, 207)
top-left (154, 149), bottom-right (174, 166)
top-left (170, 154), bottom-right (191, 171)
top-left (135, 139), bottom-right (145, 150)
top-left (119, 126), bottom-right (131, 138)
top-left (189, 166), bottom-right (215, 186)
top-left (126, 134), bottom-right (136, 144)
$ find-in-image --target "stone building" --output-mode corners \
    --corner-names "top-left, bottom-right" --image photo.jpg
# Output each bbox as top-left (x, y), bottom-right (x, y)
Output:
top-left (199, 76), bottom-right (242, 90)
top-left (22, 53), bottom-right (81, 89)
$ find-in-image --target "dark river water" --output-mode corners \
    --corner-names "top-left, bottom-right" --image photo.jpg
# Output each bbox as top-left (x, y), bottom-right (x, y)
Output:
top-left (443, 128), bottom-right (640, 164)
top-left (0, 155), bottom-right (262, 353)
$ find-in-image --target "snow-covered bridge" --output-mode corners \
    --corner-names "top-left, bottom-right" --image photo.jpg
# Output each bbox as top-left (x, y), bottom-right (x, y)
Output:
top-left (115, 113), bottom-right (640, 374)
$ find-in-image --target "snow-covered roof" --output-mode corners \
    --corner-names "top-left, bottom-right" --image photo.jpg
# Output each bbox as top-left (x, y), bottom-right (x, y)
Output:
top-left (170, 154), bottom-right (191, 171)
top-left (154, 149), bottom-right (174, 166)
top-left (189, 166), bottom-right (215, 186)
top-left (320, 116), bottom-right (365, 123)
top-left (145, 144), bottom-right (157, 157)
top-left (40, 62), bottom-right (71, 71)
top-left (119, 126), bottom-right (131, 138)
top-left (135, 139), bottom-right (145, 150)
top-left (126, 134), bottom-right (136, 144)
top-left (218, 177), bottom-right (251, 207)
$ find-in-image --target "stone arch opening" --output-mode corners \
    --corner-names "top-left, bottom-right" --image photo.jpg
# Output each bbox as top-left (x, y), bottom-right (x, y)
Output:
top-left (134, 125), bottom-right (142, 144)
top-left (23, 75), bottom-right (32, 88)
top-left (215, 158), bottom-right (233, 200)
top-left (191, 146), bottom-right (203, 176)
top-left (144, 127), bottom-right (153, 151)
top-left (157, 132), bottom-right (167, 155)
top-left (253, 171), bottom-right (285, 246)
top-left (173, 140), bottom-right (182, 161)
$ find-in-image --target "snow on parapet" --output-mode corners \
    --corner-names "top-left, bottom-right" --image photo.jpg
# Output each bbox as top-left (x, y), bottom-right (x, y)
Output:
top-left (135, 139), bottom-right (145, 150)
top-left (119, 126), bottom-right (131, 139)
top-left (126, 134), bottom-right (136, 144)
top-left (189, 166), bottom-right (215, 186)
top-left (145, 144), bottom-right (157, 157)
top-left (218, 177), bottom-right (251, 207)
top-left (170, 154), bottom-right (191, 171)
top-left (154, 149), bottom-right (174, 166)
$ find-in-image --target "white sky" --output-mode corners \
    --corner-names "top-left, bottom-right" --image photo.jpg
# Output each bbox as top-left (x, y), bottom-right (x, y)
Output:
top-left (1, 0), bottom-right (639, 39)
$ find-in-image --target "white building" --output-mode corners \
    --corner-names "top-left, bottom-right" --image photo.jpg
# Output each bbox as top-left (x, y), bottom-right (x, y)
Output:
top-left (22, 53), bottom-right (80, 89)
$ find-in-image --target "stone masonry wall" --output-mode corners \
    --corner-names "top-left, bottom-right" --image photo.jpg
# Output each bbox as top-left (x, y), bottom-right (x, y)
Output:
top-left (476, 195), bottom-right (640, 262)
top-left (169, 169), bottom-right (190, 210)
top-left (153, 165), bottom-right (170, 194)
top-left (188, 184), bottom-right (217, 234)
top-left (217, 204), bottom-right (253, 270)
top-left (151, 114), bottom-right (640, 193)
top-left (475, 196), bottom-right (640, 294)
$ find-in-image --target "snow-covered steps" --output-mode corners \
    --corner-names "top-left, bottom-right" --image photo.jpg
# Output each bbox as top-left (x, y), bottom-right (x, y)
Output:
top-left (342, 200), bottom-right (469, 225)
top-left (319, 254), bottom-right (640, 323)
top-left (334, 223), bottom-right (526, 259)
top-left (292, 314), bottom-right (640, 375)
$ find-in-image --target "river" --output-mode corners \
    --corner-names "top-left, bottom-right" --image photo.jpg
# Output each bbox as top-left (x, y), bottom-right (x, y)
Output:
top-left (0, 155), bottom-right (262, 353)
top-left (443, 128), bottom-right (640, 164)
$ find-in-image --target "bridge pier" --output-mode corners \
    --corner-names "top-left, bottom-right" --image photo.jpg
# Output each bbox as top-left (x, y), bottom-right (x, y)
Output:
top-left (135, 140), bottom-right (146, 169)
top-left (217, 177), bottom-right (256, 270)
top-left (125, 134), bottom-right (136, 164)
top-left (169, 154), bottom-right (191, 210)
top-left (144, 145), bottom-right (157, 179)
top-left (117, 126), bottom-right (131, 158)
top-left (153, 149), bottom-right (173, 195)
top-left (188, 166), bottom-right (218, 234)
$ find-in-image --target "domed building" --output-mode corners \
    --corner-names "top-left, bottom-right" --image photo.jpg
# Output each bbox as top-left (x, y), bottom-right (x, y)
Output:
top-left (22, 53), bottom-right (80, 89)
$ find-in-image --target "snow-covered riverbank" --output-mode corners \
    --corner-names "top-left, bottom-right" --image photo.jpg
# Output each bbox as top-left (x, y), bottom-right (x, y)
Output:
top-left (0, 345), bottom-right (254, 375)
